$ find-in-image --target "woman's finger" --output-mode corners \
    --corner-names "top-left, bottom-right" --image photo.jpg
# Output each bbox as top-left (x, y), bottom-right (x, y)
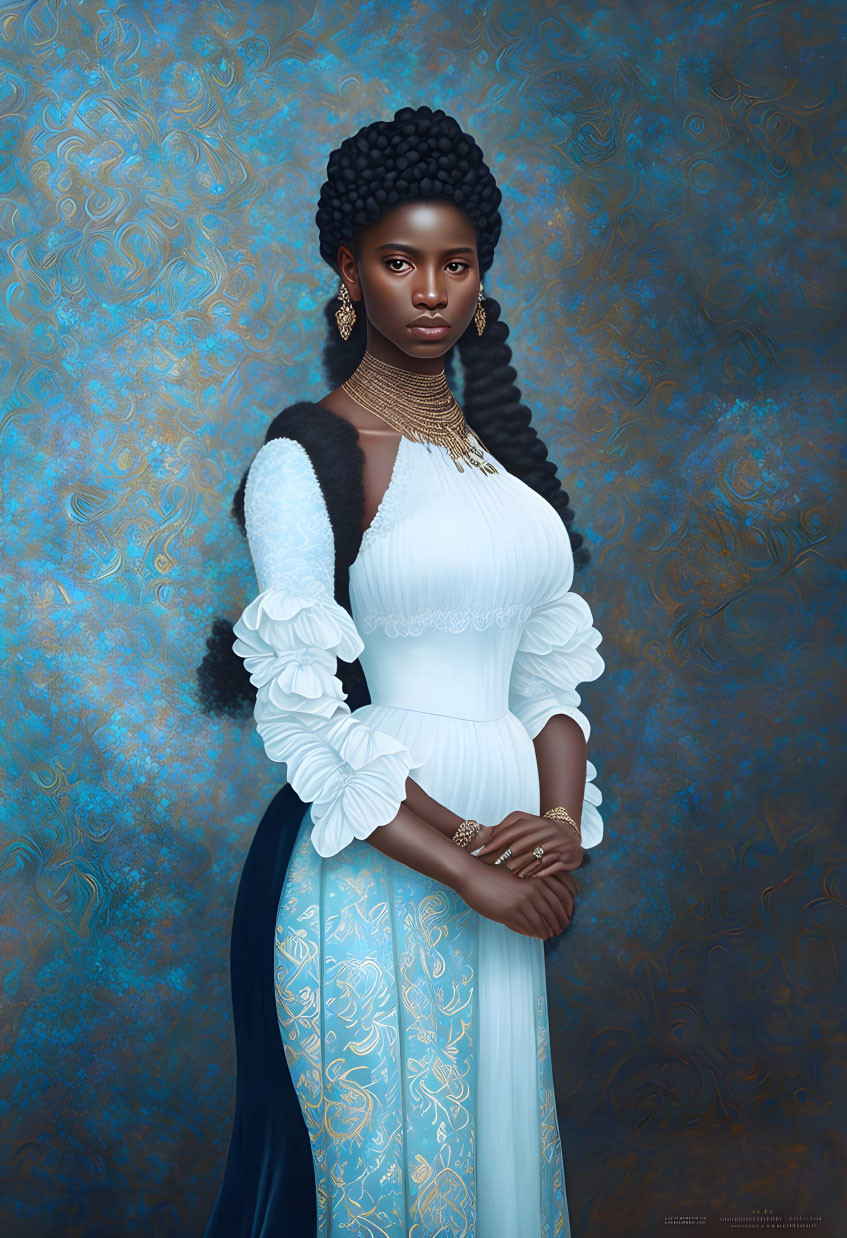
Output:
top-left (507, 850), bottom-right (545, 876)
top-left (481, 824), bottom-right (569, 861)
top-left (478, 813), bottom-right (547, 855)
top-left (520, 891), bottom-right (552, 935)
top-left (535, 874), bottom-right (577, 924)
top-left (521, 843), bottom-right (570, 870)
top-left (530, 860), bottom-right (567, 880)
top-left (514, 913), bottom-right (537, 938)
top-left (542, 855), bottom-right (582, 874)
top-left (475, 822), bottom-right (523, 854)
top-left (546, 871), bottom-right (581, 897)
top-left (516, 859), bottom-right (543, 879)
top-left (531, 881), bottom-right (567, 934)
top-left (532, 879), bottom-right (571, 933)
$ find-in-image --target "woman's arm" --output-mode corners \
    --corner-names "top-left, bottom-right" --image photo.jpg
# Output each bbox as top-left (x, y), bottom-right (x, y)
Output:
top-left (457, 714), bottom-right (589, 866)
top-left (405, 718), bottom-right (587, 846)
top-left (402, 777), bottom-right (466, 839)
top-left (532, 713), bottom-right (587, 829)
top-left (472, 714), bottom-right (589, 878)
top-left (365, 798), bottom-right (478, 889)
top-left (365, 797), bottom-right (573, 939)
top-left (406, 716), bottom-right (589, 856)
top-left (507, 577), bottom-right (605, 851)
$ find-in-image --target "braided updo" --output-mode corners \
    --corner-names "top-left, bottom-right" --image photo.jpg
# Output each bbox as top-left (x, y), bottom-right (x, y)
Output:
top-left (197, 104), bottom-right (590, 719)
top-left (315, 105), bottom-right (502, 276)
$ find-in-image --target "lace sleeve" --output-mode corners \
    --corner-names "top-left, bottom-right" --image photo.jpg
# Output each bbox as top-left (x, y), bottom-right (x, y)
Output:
top-left (232, 438), bottom-right (419, 858)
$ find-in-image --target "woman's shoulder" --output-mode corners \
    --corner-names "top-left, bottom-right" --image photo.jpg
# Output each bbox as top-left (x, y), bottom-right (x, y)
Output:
top-left (263, 389), bottom-right (401, 443)
top-left (315, 389), bottom-right (402, 439)
top-left (254, 395), bottom-right (368, 565)
top-left (248, 435), bottom-right (315, 486)
top-left (263, 395), bottom-right (361, 445)
top-left (256, 396), bottom-right (366, 478)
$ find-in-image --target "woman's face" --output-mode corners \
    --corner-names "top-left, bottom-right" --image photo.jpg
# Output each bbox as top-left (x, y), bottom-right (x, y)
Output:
top-left (336, 200), bottom-right (481, 371)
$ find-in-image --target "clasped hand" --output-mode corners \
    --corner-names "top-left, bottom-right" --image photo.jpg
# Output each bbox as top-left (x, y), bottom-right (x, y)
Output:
top-left (459, 810), bottom-right (584, 940)
top-left (473, 810), bottom-right (583, 880)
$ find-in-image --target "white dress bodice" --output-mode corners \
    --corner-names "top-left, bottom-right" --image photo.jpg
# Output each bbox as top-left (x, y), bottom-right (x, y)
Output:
top-left (350, 434), bottom-right (547, 720)
top-left (233, 428), bottom-right (604, 858)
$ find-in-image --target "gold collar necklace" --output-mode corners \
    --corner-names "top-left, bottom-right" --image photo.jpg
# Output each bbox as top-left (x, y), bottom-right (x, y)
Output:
top-left (341, 350), bottom-right (497, 475)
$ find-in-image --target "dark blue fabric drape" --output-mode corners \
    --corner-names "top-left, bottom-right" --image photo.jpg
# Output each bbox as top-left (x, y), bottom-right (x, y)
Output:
top-left (202, 781), bottom-right (317, 1238)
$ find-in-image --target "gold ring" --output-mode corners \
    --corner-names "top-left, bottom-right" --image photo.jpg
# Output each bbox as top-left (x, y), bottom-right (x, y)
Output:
top-left (494, 847), bottom-right (513, 866)
top-left (533, 846), bottom-right (544, 860)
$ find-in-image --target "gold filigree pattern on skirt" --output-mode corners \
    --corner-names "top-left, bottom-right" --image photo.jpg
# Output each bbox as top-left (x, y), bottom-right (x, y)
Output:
top-left (275, 796), bottom-right (571, 1236)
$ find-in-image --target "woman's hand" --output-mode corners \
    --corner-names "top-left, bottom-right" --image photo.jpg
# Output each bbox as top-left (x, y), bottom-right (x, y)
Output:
top-left (457, 860), bottom-right (577, 940)
top-left (473, 810), bottom-right (584, 879)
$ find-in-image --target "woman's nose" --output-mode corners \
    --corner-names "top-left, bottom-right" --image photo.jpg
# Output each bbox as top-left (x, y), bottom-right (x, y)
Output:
top-left (413, 272), bottom-right (447, 306)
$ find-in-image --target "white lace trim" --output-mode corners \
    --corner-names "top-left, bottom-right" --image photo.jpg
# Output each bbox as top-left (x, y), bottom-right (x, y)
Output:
top-left (359, 602), bottom-right (534, 638)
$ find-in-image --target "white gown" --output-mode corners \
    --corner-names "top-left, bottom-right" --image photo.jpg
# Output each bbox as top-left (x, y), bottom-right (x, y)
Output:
top-left (232, 427), bottom-right (605, 1237)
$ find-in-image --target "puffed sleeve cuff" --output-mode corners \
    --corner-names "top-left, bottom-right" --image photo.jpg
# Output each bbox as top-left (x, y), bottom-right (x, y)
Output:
top-left (509, 590), bottom-right (606, 849)
top-left (252, 711), bottom-right (418, 858)
top-left (233, 586), bottom-right (420, 857)
top-left (233, 587), bottom-right (365, 717)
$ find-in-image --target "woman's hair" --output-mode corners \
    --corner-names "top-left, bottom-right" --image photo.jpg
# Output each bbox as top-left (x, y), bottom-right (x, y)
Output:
top-left (197, 104), bottom-right (590, 718)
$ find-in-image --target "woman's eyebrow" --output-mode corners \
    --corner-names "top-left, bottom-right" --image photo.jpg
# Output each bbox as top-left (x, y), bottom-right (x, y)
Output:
top-left (375, 242), bottom-right (477, 255)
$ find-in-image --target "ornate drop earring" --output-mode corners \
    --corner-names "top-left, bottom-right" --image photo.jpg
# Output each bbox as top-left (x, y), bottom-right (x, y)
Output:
top-left (335, 281), bottom-right (356, 341)
top-left (474, 283), bottom-right (486, 336)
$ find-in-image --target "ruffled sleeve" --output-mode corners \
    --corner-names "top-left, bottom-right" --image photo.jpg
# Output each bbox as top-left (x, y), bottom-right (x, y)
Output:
top-left (508, 583), bottom-right (606, 849)
top-left (232, 437), bottom-right (419, 858)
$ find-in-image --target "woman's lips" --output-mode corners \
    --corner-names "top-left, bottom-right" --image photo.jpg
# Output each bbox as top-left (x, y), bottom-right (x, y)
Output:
top-left (407, 324), bottom-right (451, 339)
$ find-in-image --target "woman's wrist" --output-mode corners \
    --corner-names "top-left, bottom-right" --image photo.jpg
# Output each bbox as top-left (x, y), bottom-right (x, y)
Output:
top-left (542, 805), bottom-right (582, 841)
top-left (471, 823), bottom-right (495, 851)
top-left (365, 801), bottom-right (481, 895)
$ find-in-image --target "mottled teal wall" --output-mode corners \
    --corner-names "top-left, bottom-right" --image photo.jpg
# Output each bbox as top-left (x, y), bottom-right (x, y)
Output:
top-left (1, 1), bottom-right (843, 1235)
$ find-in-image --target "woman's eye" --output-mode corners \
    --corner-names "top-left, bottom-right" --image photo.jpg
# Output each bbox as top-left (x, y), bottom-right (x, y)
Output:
top-left (384, 259), bottom-right (470, 273)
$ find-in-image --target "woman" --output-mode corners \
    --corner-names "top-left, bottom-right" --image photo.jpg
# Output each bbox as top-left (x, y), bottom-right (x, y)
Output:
top-left (199, 104), bottom-right (605, 1237)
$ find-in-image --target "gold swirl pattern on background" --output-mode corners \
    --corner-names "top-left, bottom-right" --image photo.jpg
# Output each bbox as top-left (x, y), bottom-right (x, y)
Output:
top-left (1, 0), bottom-right (842, 1234)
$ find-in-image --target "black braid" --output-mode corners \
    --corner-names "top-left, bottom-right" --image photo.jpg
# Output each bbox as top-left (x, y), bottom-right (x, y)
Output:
top-left (196, 104), bottom-right (590, 717)
top-left (458, 297), bottom-right (588, 570)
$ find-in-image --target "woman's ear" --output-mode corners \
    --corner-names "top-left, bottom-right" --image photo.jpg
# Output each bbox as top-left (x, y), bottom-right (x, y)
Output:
top-left (336, 243), bottom-right (363, 301)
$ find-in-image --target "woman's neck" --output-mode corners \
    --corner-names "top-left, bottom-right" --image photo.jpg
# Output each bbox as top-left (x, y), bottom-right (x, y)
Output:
top-left (363, 336), bottom-right (446, 378)
top-left (340, 349), bottom-right (463, 439)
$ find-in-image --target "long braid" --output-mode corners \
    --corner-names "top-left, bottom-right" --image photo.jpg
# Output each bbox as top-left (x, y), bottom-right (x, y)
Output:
top-left (458, 296), bottom-right (588, 569)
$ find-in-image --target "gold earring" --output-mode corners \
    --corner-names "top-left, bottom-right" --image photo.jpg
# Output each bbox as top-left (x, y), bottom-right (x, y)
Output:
top-left (474, 283), bottom-right (486, 336)
top-left (335, 281), bottom-right (356, 341)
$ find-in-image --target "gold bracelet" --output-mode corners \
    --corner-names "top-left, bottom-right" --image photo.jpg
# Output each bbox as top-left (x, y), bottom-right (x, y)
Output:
top-left (451, 818), bottom-right (482, 848)
top-left (543, 805), bottom-right (581, 840)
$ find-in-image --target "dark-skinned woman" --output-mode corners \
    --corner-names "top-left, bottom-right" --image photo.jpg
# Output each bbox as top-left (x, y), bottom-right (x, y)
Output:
top-left (200, 104), bottom-right (605, 1238)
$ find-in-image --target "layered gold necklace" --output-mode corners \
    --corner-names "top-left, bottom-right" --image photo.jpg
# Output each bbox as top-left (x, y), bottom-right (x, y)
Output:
top-left (341, 350), bottom-right (497, 475)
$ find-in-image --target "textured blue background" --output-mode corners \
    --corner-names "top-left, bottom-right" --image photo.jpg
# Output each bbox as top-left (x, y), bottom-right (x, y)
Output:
top-left (1, 1), bottom-right (844, 1235)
